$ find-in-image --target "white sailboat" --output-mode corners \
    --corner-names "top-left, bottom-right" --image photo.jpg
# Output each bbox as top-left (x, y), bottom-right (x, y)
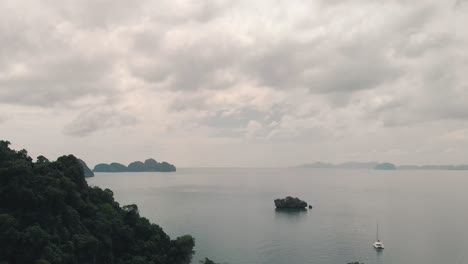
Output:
top-left (373, 224), bottom-right (384, 250)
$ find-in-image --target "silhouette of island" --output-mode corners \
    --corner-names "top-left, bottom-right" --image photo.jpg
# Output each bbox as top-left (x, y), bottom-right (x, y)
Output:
top-left (398, 164), bottom-right (468, 170)
top-left (274, 196), bottom-right (308, 209)
top-left (374, 163), bottom-right (397, 170)
top-left (78, 159), bottom-right (94, 177)
top-left (298, 161), bottom-right (468, 170)
top-left (298, 162), bottom-right (378, 169)
top-left (93, 158), bottom-right (176, 172)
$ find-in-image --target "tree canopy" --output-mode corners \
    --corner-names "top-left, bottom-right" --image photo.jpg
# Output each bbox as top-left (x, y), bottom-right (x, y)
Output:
top-left (0, 140), bottom-right (194, 264)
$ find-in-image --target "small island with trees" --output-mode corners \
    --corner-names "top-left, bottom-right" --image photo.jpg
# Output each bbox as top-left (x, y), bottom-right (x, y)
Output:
top-left (274, 196), bottom-right (309, 209)
top-left (93, 158), bottom-right (176, 173)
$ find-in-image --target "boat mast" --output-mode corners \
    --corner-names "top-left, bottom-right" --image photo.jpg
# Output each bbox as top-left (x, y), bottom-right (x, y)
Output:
top-left (376, 223), bottom-right (379, 241)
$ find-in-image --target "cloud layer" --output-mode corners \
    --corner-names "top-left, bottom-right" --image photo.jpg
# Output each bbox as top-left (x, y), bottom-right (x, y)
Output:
top-left (1, 0), bottom-right (467, 166)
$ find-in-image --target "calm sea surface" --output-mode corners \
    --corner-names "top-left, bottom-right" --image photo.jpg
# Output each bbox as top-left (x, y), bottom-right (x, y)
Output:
top-left (87, 168), bottom-right (468, 264)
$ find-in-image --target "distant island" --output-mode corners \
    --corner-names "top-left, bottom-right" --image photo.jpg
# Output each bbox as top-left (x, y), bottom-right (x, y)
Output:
top-left (374, 163), bottom-right (397, 170)
top-left (298, 162), bottom-right (378, 169)
top-left (398, 164), bottom-right (468, 170)
top-left (274, 196), bottom-right (309, 209)
top-left (298, 161), bottom-right (468, 170)
top-left (93, 158), bottom-right (176, 172)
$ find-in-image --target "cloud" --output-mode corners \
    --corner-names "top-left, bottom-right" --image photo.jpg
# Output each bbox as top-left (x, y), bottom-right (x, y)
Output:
top-left (0, 2), bottom-right (120, 107)
top-left (1, 0), bottom-right (468, 166)
top-left (0, 54), bottom-right (116, 107)
top-left (454, 0), bottom-right (466, 7)
top-left (0, 114), bottom-right (8, 124)
top-left (63, 107), bottom-right (137, 137)
top-left (441, 128), bottom-right (468, 142)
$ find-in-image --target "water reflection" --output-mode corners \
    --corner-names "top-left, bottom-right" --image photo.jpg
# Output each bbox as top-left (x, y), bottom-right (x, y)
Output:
top-left (274, 208), bottom-right (308, 221)
top-left (376, 248), bottom-right (383, 264)
top-left (88, 168), bottom-right (468, 264)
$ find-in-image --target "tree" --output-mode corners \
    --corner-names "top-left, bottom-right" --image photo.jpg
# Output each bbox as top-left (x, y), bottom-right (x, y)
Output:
top-left (0, 141), bottom-right (195, 264)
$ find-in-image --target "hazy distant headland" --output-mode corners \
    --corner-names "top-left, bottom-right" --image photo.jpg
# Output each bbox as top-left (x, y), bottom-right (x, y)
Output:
top-left (298, 162), bottom-right (379, 169)
top-left (398, 164), bottom-right (468, 170)
top-left (298, 162), bottom-right (468, 170)
top-left (93, 158), bottom-right (176, 172)
top-left (374, 162), bottom-right (397, 170)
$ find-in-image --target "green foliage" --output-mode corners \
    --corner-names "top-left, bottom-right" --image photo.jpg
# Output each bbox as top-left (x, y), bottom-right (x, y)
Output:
top-left (0, 140), bottom-right (194, 264)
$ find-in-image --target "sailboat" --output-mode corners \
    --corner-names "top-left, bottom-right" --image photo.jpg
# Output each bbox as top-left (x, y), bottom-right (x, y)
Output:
top-left (373, 224), bottom-right (384, 250)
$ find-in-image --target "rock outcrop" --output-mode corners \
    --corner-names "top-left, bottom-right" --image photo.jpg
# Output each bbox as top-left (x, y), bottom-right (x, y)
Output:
top-left (274, 196), bottom-right (308, 209)
top-left (78, 159), bottom-right (94, 177)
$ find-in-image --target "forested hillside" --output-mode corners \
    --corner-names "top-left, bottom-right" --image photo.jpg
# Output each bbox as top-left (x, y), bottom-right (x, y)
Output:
top-left (0, 140), bottom-right (194, 264)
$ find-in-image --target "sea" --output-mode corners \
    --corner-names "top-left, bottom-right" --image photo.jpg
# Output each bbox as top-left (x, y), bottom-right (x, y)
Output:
top-left (87, 168), bottom-right (468, 264)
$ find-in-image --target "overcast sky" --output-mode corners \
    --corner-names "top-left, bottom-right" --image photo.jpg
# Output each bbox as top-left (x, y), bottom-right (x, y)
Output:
top-left (1, 0), bottom-right (467, 167)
